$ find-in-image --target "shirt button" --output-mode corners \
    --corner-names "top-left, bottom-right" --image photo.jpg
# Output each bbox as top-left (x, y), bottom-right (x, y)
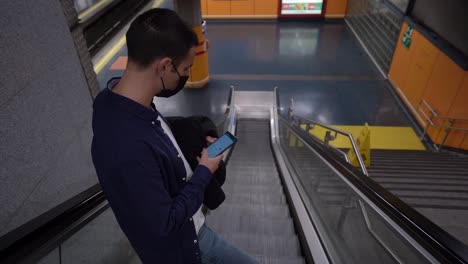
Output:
top-left (151, 121), bottom-right (155, 125)
top-left (189, 217), bottom-right (193, 221)
top-left (177, 154), bottom-right (181, 158)
top-left (182, 177), bottom-right (186, 181)
top-left (194, 240), bottom-right (197, 243)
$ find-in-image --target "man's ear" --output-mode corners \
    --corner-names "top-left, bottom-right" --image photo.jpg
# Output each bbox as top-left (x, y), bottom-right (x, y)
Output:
top-left (154, 57), bottom-right (172, 76)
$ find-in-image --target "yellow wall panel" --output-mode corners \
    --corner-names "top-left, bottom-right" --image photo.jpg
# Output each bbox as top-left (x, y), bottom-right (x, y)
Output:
top-left (388, 23), bottom-right (413, 97)
top-left (404, 32), bottom-right (439, 108)
top-left (207, 0), bottom-right (231, 15)
top-left (388, 23), bottom-right (468, 151)
top-left (325, 0), bottom-right (348, 17)
top-left (423, 52), bottom-right (465, 144)
top-left (254, 0), bottom-right (278, 15)
top-left (444, 73), bottom-right (468, 149)
top-left (201, 0), bottom-right (208, 16)
top-left (461, 134), bottom-right (468, 150)
top-left (231, 0), bottom-right (254, 15)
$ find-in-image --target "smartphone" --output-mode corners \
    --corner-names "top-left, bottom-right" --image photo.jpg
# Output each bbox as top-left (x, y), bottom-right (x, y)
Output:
top-left (207, 131), bottom-right (238, 158)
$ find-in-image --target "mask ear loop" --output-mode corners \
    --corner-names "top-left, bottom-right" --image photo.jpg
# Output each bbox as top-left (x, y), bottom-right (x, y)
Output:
top-left (160, 61), bottom-right (181, 92)
top-left (172, 62), bottom-right (182, 78)
top-left (160, 64), bottom-right (169, 91)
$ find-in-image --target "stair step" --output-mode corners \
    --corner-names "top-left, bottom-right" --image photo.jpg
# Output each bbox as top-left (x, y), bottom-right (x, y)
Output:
top-left (370, 167), bottom-right (468, 177)
top-left (372, 155), bottom-right (468, 160)
top-left (371, 157), bottom-right (468, 163)
top-left (391, 189), bottom-right (468, 199)
top-left (369, 173), bottom-right (468, 180)
top-left (316, 193), bottom-right (348, 205)
top-left (316, 186), bottom-right (348, 195)
top-left (317, 181), bottom-right (348, 189)
top-left (400, 197), bottom-right (468, 210)
top-left (371, 163), bottom-right (468, 170)
top-left (379, 183), bottom-right (468, 192)
top-left (373, 178), bottom-right (468, 185)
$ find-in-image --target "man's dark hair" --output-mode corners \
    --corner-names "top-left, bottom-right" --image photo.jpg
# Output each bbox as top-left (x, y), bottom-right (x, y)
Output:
top-left (126, 8), bottom-right (198, 68)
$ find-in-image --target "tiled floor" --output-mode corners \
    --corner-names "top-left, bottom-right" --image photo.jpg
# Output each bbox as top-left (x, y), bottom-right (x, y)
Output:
top-left (97, 20), bottom-right (411, 127)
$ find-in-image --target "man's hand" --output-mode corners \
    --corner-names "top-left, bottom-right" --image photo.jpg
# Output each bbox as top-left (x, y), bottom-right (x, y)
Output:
top-left (197, 148), bottom-right (223, 174)
top-left (206, 136), bottom-right (217, 146)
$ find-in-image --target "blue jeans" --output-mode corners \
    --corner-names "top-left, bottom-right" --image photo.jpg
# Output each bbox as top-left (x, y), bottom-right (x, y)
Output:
top-left (198, 224), bottom-right (259, 264)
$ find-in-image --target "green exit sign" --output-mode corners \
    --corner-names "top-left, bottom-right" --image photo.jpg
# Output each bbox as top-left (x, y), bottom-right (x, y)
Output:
top-left (402, 25), bottom-right (413, 49)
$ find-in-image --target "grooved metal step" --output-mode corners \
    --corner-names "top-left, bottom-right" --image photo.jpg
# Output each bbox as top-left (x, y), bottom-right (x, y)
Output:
top-left (226, 191), bottom-right (287, 205)
top-left (255, 256), bottom-right (306, 264)
top-left (207, 119), bottom-right (305, 263)
top-left (223, 184), bottom-right (285, 195)
top-left (220, 233), bottom-right (303, 257)
top-left (208, 216), bottom-right (296, 236)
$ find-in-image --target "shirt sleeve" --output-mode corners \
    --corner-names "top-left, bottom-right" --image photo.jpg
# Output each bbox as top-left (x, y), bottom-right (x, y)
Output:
top-left (107, 155), bottom-right (212, 237)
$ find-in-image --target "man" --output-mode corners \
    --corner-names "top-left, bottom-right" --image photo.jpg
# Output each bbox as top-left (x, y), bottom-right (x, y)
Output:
top-left (91, 8), bottom-right (258, 264)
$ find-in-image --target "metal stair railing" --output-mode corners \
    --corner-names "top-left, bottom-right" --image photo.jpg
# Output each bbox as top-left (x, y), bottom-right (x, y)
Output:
top-left (287, 98), bottom-right (369, 176)
top-left (285, 97), bottom-right (408, 264)
top-left (418, 99), bottom-right (468, 151)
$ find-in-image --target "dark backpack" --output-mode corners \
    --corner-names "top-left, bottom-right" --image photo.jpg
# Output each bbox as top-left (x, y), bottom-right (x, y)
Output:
top-left (166, 116), bottom-right (226, 210)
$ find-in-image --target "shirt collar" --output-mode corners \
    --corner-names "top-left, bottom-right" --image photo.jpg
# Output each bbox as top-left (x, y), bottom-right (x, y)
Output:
top-left (106, 77), bottom-right (159, 122)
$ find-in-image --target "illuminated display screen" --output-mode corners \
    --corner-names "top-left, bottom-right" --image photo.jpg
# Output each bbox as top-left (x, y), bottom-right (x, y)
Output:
top-left (280, 0), bottom-right (324, 15)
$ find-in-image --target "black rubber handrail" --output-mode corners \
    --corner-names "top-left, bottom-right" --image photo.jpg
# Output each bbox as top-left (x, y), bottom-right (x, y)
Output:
top-left (78, 0), bottom-right (124, 28)
top-left (284, 116), bottom-right (468, 264)
top-left (0, 185), bottom-right (108, 264)
top-left (83, 0), bottom-right (151, 56)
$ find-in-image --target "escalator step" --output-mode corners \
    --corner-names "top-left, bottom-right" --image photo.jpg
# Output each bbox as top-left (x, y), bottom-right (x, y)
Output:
top-left (226, 174), bottom-right (282, 185)
top-left (214, 203), bottom-right (291, 218)
top-left (228, 167), bottom-right (279, 175)
top-left (218, 233), bottom-right (302, 257)
top-left (223, 184), bottom-right (285, 195)
top-left (255, 256), bottom-right (306, 264)
top-left (225, 191), bottom-right (287, 205)
top-left (208, 119), bottom-right (306, 263)
top-left (228, 161), bottom-right (277, 167)
top-left (208, 216), bottom-right (296, 236)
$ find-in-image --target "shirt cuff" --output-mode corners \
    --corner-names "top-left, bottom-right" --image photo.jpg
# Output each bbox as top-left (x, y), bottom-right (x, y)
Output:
top-left (193, 165), bottom-right (213, 187)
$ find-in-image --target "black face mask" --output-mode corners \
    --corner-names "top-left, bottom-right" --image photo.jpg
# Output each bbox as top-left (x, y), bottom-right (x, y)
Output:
top-left (157, 63), bottom-right (189, 98)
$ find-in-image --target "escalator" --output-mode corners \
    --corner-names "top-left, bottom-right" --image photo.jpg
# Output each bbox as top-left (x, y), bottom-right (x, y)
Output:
top-left (2, 88), bottom-right (468, 264)
top-left (208, 119), bottom-right (305, 263)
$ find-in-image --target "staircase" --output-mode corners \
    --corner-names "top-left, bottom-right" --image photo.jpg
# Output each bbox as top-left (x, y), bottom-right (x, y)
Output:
top-left (207, 120), bottom-right (306, 264)
top-left (369, 150), bottom-right (468, 245)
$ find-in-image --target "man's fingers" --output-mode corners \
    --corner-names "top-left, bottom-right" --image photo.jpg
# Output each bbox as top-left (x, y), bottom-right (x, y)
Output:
top-left (201, 148), bottom-right (208, 157)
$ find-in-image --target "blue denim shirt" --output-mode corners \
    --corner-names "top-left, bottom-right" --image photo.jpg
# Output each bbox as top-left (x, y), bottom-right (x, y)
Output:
top-left (91, 84), bottom-right (212, 264)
